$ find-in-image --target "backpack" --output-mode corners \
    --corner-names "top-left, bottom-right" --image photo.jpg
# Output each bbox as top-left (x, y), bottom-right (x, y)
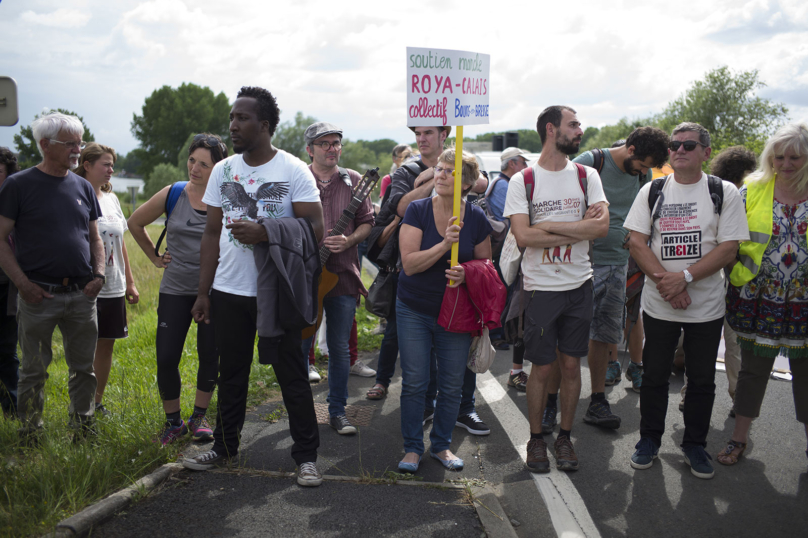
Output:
top-left (154, 181), bottom-right (188, 257)
top-left (474, 175), bottom-right (509, 257)
top-left (647, 174), bottom-right (724, 232)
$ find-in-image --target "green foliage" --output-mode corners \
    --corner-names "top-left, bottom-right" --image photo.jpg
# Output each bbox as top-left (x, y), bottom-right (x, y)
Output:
top-left (359, 138), bottom-right (398, 157)
top-left (176, 132), bottom-right (196, 180)
top-left (273, 111), bottom-right (318, 161)
top-left (144, 163), bottom-right (185, 197)
top-left (341, 140), bottom-right (378, 172)
top-left (13, 108), bottom-right (96, 170)
top-left (130, 83), bottom-right (231, 176)
top-left (115, 151), bottom-right (143, 176)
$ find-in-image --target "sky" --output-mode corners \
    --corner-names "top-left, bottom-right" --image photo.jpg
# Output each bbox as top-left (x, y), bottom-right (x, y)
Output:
top-left (1, 0), bottom-right (807, 156)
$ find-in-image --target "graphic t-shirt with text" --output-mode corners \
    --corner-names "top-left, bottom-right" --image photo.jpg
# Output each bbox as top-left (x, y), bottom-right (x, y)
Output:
top-left (623, 173), bottom-right (750, 322)
top-left (202, 151), bottom-right (320, 297)
top-left (503, 161), bottom-right (608, 292)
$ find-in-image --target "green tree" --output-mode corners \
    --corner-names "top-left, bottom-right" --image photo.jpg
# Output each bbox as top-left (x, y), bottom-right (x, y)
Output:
top-left (273, 111), bottom-right (317, 161)
top-left (340, 140), bottom-right (378, 172)
top-left (144, 163), bottom-right (185, 197)
top-left (115, 151), bottom-right (143, 176)
top-left (131, 83), bottom-right (231, 176)
top-left (359, 138), bottom-right (398, 157)
top-left (13, 108), bottom-right (95, 170)
top-left (656, 66), bottom-right (788, 152)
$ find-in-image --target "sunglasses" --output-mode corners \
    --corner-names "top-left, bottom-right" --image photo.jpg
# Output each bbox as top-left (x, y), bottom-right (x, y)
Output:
top-left (669, 140), bottom-right (707, 152)
top-left (194, 134), bottom-right (226, 152)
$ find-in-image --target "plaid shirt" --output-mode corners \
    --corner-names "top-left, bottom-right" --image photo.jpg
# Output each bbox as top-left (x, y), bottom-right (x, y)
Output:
top-left (310, 166), bottom-right (375, 299)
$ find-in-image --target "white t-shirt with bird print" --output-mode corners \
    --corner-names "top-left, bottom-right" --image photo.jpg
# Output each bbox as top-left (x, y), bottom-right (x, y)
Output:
top-left (203, 150), bottom-right (320, 297)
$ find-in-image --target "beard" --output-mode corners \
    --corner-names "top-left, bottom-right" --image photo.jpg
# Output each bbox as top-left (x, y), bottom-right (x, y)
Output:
top-left (69, 153), bottom-right (81, 170)
top-left (623, 157), bottom-right (639, 176)
top-left (555, 133), bottom-right (581, 155)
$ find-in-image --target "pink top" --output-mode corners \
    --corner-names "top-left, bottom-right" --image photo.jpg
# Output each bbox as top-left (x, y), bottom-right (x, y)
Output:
top-left (380, 174), bottom-right (392, 198)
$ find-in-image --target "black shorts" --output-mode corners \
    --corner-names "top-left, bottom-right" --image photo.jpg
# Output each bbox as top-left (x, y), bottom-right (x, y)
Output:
top-left (523, 281), bottom-right (593, 365)
top-left (96, 296), bottom-right (128, 339)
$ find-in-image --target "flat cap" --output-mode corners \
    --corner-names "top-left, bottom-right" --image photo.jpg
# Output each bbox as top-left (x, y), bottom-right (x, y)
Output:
top-left (304, 122), bottom-right (343, 146)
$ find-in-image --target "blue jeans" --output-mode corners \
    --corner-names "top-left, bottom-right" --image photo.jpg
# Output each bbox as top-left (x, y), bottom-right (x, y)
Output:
top-left (302, 295), bottom-right (356, 417)
top-left (397, 299), bottom-right (470, 455)
top-left (374, 272), bottom-right (399, 388)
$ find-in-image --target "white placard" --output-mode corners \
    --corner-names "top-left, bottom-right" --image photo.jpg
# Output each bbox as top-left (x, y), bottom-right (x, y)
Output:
top-left (406, 47), bottom-right (490, 127)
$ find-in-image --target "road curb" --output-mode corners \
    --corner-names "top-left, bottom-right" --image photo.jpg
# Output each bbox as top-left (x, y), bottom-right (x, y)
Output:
top-left (471, 485), bottom-right (519, 538)
top-left (43, 462), bottom-right (184, 538)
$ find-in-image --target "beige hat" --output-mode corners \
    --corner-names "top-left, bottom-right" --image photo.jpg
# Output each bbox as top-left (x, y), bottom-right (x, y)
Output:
top-left (500, 147), bottom-right (529, 162)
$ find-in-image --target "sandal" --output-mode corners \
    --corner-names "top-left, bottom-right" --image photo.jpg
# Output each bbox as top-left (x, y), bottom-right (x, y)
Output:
top-left (716, 440), bottom-right (747, 466)
top-left (366, 384), bottom-right (387, 400)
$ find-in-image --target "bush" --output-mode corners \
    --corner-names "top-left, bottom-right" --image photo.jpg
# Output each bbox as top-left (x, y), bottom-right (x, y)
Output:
top-left (144, 163), bottom-right (185, 197)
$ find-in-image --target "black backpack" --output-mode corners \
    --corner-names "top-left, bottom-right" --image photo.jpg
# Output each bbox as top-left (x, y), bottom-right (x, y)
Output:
top-left (648, 174), bottom-right (724, 229)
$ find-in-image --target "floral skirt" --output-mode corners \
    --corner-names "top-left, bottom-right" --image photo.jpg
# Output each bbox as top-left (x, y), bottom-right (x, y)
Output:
top-left (726, 279), bottom-right (808, 359)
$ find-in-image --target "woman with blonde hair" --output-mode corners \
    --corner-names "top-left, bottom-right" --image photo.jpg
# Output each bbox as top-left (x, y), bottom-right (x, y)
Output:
top-left (721, 123), bottom-right (808, 465)
top-left (77, 143), bottom-right (139, 417)
top-left (396, 147), bottom-right (493, 473)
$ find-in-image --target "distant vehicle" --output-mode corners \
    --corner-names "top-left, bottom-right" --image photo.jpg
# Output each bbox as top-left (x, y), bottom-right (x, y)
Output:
top-left (470, 150), bottom-right (541, 188)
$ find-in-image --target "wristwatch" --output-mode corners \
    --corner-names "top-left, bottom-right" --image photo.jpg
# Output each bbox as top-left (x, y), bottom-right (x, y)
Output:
top-left (682, 269), bottom-right (693, 284)
top-left (93, 273), bottom-right (106, 284)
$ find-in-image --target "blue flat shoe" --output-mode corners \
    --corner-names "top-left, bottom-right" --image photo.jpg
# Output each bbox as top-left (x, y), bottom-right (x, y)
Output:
top-left (398, 456), bottom-right (421, 473)
top-left (430, 451), bottom-right (464, 471)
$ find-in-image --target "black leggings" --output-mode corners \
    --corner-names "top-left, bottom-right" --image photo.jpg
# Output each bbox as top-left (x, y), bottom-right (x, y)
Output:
top-left (156, 293), bottom-right (218, 400)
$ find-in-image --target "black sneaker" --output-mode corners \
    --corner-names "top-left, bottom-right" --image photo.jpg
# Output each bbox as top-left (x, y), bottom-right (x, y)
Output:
top-left (455, 412), bottom-right (490, 436)
top-left (583, 399), bottom-right (621, 429)
top-left (423, 409), bottom-right (435, 426)
top-left (95, 402), bottom-right (111, 418)
top-left (329, 414), bottom-right (357, 435)
top-left (541, 405), bottom-right (557, 435)
top-left (183, 449), bottom-right (228, 471)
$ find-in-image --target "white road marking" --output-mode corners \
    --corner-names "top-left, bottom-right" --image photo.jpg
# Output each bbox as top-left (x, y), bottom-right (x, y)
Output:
top-left (478, 371), bottom-right (601, 538)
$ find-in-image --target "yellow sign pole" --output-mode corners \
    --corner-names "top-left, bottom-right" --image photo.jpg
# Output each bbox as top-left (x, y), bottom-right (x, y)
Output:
top-left (450, 125), bottom-right (463, 281)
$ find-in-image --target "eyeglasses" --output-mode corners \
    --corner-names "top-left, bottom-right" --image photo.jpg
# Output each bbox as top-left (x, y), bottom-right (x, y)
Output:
top-left (434, 166), bottom-right (454, 175)
top-left (312, 141), bottom-right (342, 151)
top-left (48, 139), bottom-right (86, 151)
top-left (193, 134), bottom-right (227, 152)
top-left (669, 140), bottom-right (707, 152)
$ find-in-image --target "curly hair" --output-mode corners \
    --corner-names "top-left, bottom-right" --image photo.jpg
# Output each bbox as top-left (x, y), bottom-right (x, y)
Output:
top-left (236, 86), bottom-right (281, 137)
top-left (0, 146), bottom-right (18, 177)
top-left (710, 146), bottom-right (757, 187)
top-left (625, 126), bottom-right (670, 168)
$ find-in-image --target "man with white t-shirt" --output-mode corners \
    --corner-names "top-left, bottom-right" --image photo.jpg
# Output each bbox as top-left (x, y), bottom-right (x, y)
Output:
top-left (183, 87), bottom-right (326, 487)
top-left (504, 106), bottom-right (609, 473)
top-left (624, 122), bottom-right (749, 480)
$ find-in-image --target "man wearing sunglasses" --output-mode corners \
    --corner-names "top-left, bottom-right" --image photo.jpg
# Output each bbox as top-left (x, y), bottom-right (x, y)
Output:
top-left (301, 122), bottom-right (375, 436)
top-left (624, 122), bottom-right (750, 479)
top-left (0, 112), bottom-right (105, 442)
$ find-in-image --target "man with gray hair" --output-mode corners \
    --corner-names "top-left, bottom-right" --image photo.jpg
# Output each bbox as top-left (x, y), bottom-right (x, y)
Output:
top-left (488, 147), bottom-right (529, 222)
top-left (0, 112), bottom-right (105, 442)
top-left (624, 122), bottom-right (750, 479)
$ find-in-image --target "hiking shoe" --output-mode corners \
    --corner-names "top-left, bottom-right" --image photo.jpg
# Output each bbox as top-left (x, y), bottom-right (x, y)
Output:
top-left (630, 438), bottom-right (659, 470)
top-left (183, 449), bottom-right (227, 471)
top-left (508, 371), bottom-right (528, 392)
top-left (604, 360), bottom-right (622, 386)
top-left (69, 414), bottom-right (97, 444)
top-left (187, 415), bottom-right (213, 442)
top-left (159, 420), bottom-right (188, 446)
top-left (350, 360), bottom-right (376, 377)
top-left (308, 364), bottom-right (321, 383)
top-left (553, 436), bottom-right (579, 471)
top-left (626, 363), bottom-right (643, 393)
top-left (329, 414), bottom-right (357, 435)
top-left (526, 438), bottom-right (550, 473)
top-left (583, 399), bottom-right (621, 429)
top-left (455, 412), bottom-right (490, 436)
top-left (541, 405), bottom-right (558, 435)
top-left (423, 409), bottom-right (434, 426)
top-left (683, 446), bottom-right (715, 479)
top-left (297, 461), bottom-right (323, 487)
top-left (94, 402), bottom-right (111, 418)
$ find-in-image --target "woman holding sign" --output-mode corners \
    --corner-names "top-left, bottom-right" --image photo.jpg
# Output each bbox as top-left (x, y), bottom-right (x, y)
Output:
top-left (396, 148), bottom-right (492, 472)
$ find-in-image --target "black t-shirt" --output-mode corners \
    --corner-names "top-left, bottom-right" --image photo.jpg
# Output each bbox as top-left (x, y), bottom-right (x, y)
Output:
top-left (0, 167), bottom-right (101, 278)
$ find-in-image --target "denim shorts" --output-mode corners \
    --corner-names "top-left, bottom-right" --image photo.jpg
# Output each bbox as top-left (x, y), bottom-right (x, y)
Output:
top-left (523, 281), bottom-right (593, 365)
top-left (589, 264), bottom-right (627, 344)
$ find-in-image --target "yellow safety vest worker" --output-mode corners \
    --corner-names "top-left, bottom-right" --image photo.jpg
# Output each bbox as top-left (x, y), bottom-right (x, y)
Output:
top-left (729, 177), bottom-right (805, 287)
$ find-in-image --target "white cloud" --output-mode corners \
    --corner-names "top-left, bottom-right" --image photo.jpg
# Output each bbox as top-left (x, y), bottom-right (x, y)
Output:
top-left (19, 8), bottom-right (91, 28)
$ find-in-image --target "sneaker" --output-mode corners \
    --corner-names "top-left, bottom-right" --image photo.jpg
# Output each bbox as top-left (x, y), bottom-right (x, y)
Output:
top-left (159, 420), bottom-right (188, 446)
top-left (183, 449), bottom-right (227, 471)
top-left (683, 446), bottom-right (715, 479)
top-left (330, 414), bottom-right (357, 435)
top-left (525, 438), bottom-right (550, 473)
top-left (308, 364), bottom-right (321, 383)
top-left (423, 409), bottom-right (434, 426)
top-left (626, 363), bottom-right (643, 393)
top-left (583, 399), bottom-right (621, 429)
top-left (507, 371), bottom-right (528, 392)
top-left (455, 412), bottom-right (490, 436)
top-left (541, 405), bottom-right (557, 435)
top-left (187, 414), bottom-right (213, 442)
top-left (630, 438), bottom-right (659, 470)
top-left (604, 360), bottom-right (622, 386)
top-left (350, 360), bottom-right (376, 377)
top-left (94, 402), bottom-right (111, 418)
top-left (553, 436), bottom-right (579, 471)
top-left (297, 461), bottom-right (323, 487)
